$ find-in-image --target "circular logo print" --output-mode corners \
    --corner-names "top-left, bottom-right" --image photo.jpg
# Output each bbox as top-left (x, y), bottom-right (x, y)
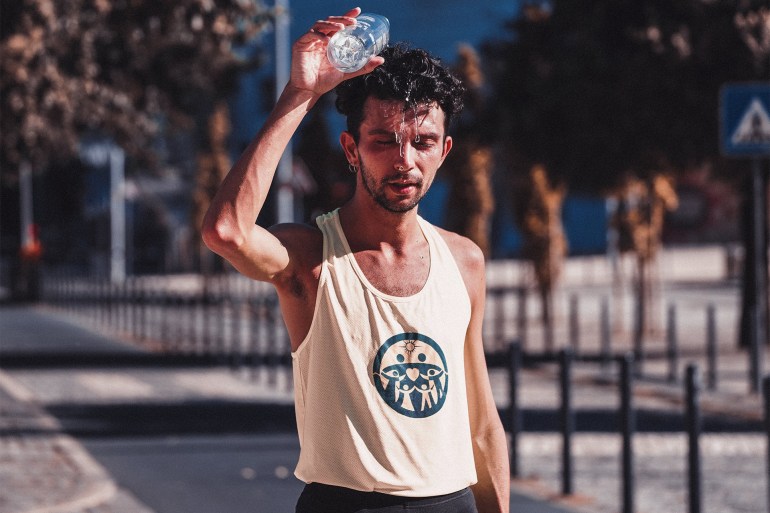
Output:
top-left (372, 333), bottom-right (449, 418)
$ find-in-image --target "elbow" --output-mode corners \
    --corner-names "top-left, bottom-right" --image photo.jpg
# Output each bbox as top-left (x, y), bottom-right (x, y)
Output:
top-left (201, 214), bottom-right (246, 256)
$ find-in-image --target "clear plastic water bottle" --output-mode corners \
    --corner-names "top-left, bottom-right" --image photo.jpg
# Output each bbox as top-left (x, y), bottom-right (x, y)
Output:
top-left (327, 13), bottom-right (390, 73)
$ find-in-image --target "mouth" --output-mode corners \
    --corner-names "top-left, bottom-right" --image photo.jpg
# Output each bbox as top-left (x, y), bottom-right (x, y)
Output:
top-left (386, 177), bottom-right (422, 195)
top-left (388, 182), bottom-right (418, 195)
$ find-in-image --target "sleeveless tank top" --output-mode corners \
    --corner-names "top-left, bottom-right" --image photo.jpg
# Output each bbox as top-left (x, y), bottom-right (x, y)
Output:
top-left (291, 209), bottom-right (478, 497)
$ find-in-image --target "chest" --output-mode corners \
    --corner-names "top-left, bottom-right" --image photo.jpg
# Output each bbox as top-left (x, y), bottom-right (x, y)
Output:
top-left (353, 250), bottom-right (430, 297)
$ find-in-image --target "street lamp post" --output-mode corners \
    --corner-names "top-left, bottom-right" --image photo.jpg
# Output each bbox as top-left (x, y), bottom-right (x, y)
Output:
top-left (274, 0), bottom-right (294, 224)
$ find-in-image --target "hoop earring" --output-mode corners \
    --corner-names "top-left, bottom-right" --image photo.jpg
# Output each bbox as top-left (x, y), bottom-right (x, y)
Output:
top-left (348, 163), bottom-right (358, 174)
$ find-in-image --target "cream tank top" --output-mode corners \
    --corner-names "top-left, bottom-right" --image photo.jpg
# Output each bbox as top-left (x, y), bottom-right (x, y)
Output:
top-left (291, 209), bottom-right (478, 497)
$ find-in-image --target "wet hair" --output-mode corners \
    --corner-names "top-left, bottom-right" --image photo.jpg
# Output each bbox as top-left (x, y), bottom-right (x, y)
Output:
top-left (334, 44), bottom-right (465, 141)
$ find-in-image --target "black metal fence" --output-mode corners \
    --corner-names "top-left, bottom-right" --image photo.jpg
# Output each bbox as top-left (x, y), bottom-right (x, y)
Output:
top-left (41, 274), bottom-right (768, 512)
top-left (503, 344), bottom-right (770, 513)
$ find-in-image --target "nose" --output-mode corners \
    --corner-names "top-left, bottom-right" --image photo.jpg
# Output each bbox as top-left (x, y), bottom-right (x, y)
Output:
top-left (394, 140), bottom-right (416, 172)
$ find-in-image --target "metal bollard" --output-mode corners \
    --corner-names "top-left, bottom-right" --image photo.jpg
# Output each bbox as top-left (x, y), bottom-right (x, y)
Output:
top-left (686, 364), bottom-right (702, 513)
top-left (706, 304), bottom-right (718, 391)
top-left (667, 303), bottom-right (679, 383)
top-left (559, 348), bottom-right (574, 495)
top-left (508, 341), bottom-right (522, 477)
top-left (620, 353), bottom-right (636, 513)
top-left (763, 375), bottom-right (770, 513)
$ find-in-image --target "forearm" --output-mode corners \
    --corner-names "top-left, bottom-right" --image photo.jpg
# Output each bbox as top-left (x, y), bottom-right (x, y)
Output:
top-left (205, 85), bottom-right (318, 232)
top-left (471, 420), bottom-right (510, 513)
top-left (201, 86), bottom-right (319, 277)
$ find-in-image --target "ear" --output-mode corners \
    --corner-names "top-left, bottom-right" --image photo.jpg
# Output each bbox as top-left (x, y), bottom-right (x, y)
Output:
top-left (340, 131), bottom-right (359, 166)
top-left (439, 135), bottom-right (453, 164)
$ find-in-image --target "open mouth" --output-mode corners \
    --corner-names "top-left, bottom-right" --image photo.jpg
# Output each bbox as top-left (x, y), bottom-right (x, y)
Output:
top-left (388, 182), bottom-right (417, 194)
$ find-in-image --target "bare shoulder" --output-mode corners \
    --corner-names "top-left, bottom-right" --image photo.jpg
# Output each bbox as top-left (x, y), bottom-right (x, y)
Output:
top-left (434, 227), bottom-right (486, 292)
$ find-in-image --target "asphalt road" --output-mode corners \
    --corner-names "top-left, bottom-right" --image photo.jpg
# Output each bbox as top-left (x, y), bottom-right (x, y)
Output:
top-left (84, 434), bottom-right (582, 513)
top-left (83, 434), bottom-right (305, 513)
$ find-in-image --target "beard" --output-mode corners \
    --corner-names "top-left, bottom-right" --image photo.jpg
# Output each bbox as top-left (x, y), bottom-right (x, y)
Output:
top-left (358, 156), bottom-right (429, 214)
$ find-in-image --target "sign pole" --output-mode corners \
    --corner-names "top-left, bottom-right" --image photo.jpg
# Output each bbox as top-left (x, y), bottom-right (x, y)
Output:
top-left (720, 83), bottom-right (770, 393)
top-left (750, 157), bottom-right (768, 393)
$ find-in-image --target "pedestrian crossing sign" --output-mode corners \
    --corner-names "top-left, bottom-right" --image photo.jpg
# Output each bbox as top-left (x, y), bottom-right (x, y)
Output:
top-left (720, 83), bottom-right (770, 157)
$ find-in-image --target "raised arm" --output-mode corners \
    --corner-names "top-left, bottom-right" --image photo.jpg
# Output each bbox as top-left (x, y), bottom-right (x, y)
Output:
top-left (201, 8), bottom-right (383, 283)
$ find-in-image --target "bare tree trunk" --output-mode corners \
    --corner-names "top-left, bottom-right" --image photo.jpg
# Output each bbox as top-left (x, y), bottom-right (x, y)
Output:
top-left (192, 101), bottom-right (232, 275)
top-left (444, 45), bottom-right (495, 257)
top-left (512, 165), bottom-right (568, 352)
top-left (540, 285), bottom-right (554, 352)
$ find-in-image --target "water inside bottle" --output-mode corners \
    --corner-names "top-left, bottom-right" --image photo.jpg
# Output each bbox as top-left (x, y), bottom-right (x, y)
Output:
top-left (327, 13), bottom-right (389, 72)
top-left (328, 34), bottom-right (366, 70)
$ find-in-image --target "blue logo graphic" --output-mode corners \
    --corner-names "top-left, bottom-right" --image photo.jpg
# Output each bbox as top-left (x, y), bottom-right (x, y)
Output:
top-left (372, 333), bottom-right (448, 418)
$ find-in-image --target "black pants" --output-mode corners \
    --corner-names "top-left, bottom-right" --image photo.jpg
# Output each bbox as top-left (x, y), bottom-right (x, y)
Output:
top-left (295, 483), bottom-right (478, 513)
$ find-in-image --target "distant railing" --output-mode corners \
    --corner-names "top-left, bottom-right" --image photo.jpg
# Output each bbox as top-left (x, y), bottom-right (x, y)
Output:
top-left (42, 274), bottom-right (754, 390)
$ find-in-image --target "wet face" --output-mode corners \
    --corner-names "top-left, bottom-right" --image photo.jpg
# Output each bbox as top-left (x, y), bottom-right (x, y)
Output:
top-left (342, 98), bottom-right (452, 214)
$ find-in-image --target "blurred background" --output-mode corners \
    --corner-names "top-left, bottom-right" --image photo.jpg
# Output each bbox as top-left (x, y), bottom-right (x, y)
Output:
top-left (2, 0), bottom-right (766, 288)
top-left (2, 2), bottom-right (770, 513)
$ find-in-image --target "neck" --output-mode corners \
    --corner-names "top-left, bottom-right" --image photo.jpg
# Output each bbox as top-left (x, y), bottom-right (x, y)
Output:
top-left (338, 195), bottom-right (422, 253)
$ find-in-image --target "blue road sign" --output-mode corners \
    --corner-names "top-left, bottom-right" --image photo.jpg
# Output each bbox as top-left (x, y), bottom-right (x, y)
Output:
top-left (720, 83), bottom-right (770, 157)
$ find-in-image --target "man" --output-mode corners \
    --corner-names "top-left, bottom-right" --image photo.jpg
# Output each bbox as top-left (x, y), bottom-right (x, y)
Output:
top-left (202, 8), bottom-right (510, 512)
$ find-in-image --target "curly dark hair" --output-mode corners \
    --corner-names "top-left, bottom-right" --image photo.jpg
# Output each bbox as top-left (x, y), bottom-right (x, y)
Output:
top-left (334, 44), bottom-right (465, 141)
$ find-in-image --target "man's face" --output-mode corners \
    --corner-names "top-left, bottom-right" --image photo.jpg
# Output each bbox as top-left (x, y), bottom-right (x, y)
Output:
top-left (342, 97), bottom-right (452, 214)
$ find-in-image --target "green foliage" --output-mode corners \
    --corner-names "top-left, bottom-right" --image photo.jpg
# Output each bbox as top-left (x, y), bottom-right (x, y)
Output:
top-left (484, 0), bottom-right (769, 193)
top-left (0, 0), bottom-right (270, 176)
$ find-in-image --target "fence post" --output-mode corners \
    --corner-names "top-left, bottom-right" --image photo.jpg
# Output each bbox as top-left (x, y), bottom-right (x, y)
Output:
top-left (493, 289), bottom-right (505, 350)
top-left (600, 297), bottom-right (612, 374)
top-left (620, 353), bottom-right (636, 513)
top-left (667, 303), bottom-right (679, 383)
top-left (763, 374), bottom-right (770, 513)
top-left (508, 341), bottom-right (522, 478)
top-left (559, 348), bottom-right (574, 495)
top-left (569, 295), bottom-right (580, 356)
top-left (750, 310), bottom-right (764, 393)
top-left (706, 304), bottom-right (718, 391)
top-left (633, 293), bottom-right (644, 377)
top-left (686, 364), bottom-right (702, 513)
top-left (517, 287), bottom-right (528, 351)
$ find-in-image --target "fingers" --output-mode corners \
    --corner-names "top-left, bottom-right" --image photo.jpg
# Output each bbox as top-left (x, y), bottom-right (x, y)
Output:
top-left (308, 8), bottom-right (360, 37)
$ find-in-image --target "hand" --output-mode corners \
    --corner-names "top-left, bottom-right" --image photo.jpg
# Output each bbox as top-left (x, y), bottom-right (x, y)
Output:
top-left (287, 8), bottom-right (384, 97)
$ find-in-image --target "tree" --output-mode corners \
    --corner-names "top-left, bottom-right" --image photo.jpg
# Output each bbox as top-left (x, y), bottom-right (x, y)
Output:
top-left (485, 0), bottom-right (766, 189)
top-left (442, 45), bottom-right (495, 257)
top-left (1, 0), bottom-right (270, 278)
top-left (2, 0), bottom-right (269, 173)
top-left (512, 165), bottom-right (568, 350)
top-left (484, 0), bottom-right (768, 345)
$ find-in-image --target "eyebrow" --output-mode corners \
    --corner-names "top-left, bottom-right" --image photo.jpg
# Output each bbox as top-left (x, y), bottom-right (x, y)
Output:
top-left (367, 128), bottom-right (443, 140)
